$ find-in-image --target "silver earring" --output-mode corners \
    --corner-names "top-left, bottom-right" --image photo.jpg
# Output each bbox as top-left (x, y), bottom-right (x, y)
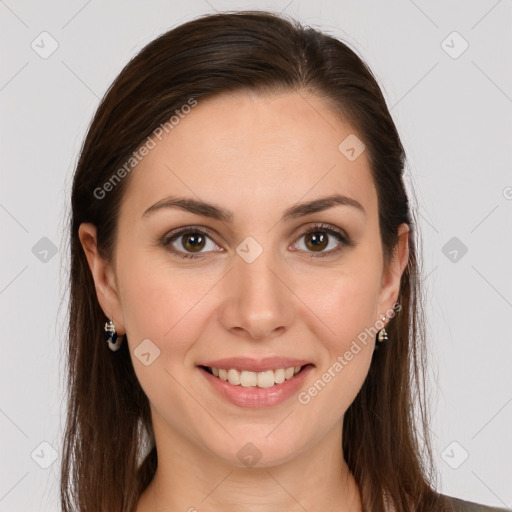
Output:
top-left (104, 318), bottom-right (123, 352)
top-left (377, 316), bottom-right (388, 343)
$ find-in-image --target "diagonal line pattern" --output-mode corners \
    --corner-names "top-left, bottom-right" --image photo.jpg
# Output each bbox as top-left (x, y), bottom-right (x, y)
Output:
top-left (422, 265), bottom-right (438, 283)
top-left (0, 265), bottom-right (29, 295)
top-left (162, 367), bottom-right (234, 439)
top-left (296, 89), bottom-right (337, 130)
top-left (408, 0), bottom-right (439, 28)
top-left (0, 0), bottom-right (29, 28)
top-left (471, 266), bottom-right (512, 309)
top-left (163, 163), bottom-right (202, 200)
top-left (418, 209), bottom-right (439, 234)
top-left (266, 266), bottom-right (337, 336)
top-left (0, 408), bottom-right (29, 438)
top-left (471, 0), bottom-right (503, 30)
top-left (472, 61), bottom-right (512, 104)
top-left (61, 0), bottom-right (93, 29)
top-left (61, 61), bottom-right (100, 99)
top-left (470, 204), bottom-right (499, 233)
top-left (265, 410), bottom-right (295, 438)
top-left (163, 162), bottom-right (236, 246)
top-left (163, 267), bottom-right (234, 337)
top-left (265, 470), bottom-right (309, 511)
top-left (164, 158), bottom-right (338, 341)
top-left (0, 472), bottom-right (29, 502)
top-left (471, 397), bottom-right (512, 440)
top-left (278, 0), bottom-right (294, 15)
top-left (471, 471), bottom-right (510, 508)
top-left (0, 62), bottom-right (29, 92)
top-left (201, 470), bottom-right (233, 502)
top-left (390, 62), bottom-right (439, 111)
top-left (202, 0), bottom-right (220, 13)
top-left (0, 203), bottom-right (29, 233)
top-left (266, 164), bottom-right (337, 234)
top-left (427, 424), bottom-right (439, 440)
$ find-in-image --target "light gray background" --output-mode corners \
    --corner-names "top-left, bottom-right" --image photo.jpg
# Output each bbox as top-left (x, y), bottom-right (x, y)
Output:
top-left (1, 1), bottom-right (511, 510)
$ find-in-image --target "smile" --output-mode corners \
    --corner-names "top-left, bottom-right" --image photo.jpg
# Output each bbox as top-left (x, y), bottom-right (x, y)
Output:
top-left (200, 365), bottom-right (308, 388)
top-left (197, 363), bottom-right (314, 408)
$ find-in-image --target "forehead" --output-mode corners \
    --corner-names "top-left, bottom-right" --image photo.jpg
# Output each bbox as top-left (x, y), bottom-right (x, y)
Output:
top-left (121, 90), bottom-right (377, 222)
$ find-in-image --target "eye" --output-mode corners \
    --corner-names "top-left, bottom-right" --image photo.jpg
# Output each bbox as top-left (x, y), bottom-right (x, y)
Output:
top-left (161, 223), bottom-right (353, 260)
top-left (161, 226), bottom-right (223, 259)
top-left (292, 223), bottom-right (352, 257)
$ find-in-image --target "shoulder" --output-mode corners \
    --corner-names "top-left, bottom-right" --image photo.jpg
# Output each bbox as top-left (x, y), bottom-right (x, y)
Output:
top-left (439, 493), bottom-right (511, 512)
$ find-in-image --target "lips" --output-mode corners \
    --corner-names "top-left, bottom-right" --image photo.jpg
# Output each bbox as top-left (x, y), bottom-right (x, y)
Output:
top-left (196, 356), bottom-right (313, 373)
top-left (198, 361), bottom-right (315, 408)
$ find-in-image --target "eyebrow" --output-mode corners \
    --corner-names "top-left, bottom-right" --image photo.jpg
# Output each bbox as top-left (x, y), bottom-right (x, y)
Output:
top-left (142, 193), bottom-right (366, 222)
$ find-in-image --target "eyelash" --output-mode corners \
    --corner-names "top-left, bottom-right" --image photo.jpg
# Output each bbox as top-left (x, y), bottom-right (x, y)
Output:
top-left (160, 223), bottom-right (353, 260)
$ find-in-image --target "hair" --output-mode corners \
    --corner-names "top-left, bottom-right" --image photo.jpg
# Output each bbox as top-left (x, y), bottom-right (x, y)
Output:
top-left (61, 10), bottom-right (454, 512)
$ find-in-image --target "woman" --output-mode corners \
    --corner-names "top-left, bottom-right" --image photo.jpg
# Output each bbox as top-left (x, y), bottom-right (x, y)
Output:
top-left (61, 10), bottom-right (510, 512)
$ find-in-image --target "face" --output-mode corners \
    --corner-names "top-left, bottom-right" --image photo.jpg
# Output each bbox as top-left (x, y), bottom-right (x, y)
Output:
top-left (80, 89), bottom-right (409, 469)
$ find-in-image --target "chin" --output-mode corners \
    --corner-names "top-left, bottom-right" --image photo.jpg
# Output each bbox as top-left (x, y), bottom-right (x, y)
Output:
top-left (211, 431), bottom-right (307, 469)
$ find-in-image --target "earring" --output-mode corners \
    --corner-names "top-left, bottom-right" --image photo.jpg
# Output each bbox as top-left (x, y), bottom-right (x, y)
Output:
top-left (104, 318), bottom-right (123, 352)
top-left (376, 315), bottom-right (388, 346)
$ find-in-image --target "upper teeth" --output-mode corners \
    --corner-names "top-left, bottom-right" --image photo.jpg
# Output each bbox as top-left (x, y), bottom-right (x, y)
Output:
top-left (210, 366), bottom-right (302, 388)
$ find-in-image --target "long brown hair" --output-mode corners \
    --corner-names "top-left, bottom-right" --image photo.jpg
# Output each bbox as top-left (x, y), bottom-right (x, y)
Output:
top-left (62, 10), bottom-right (452, 512)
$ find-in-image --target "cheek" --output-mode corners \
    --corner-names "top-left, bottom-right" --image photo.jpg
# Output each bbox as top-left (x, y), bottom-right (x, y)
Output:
top-left (299, 259), bottom-right (381, 346)
top-left (115, 252), bottom-right (219, 418)
top-left (294, 259), bottom-right (380, 410)
top-left (297, 275), bottom-right (377, 418)
top-left (115, 248), bottom-right (217, 354)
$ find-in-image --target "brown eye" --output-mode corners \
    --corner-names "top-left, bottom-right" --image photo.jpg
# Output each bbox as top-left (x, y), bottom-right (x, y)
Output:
top-left (293, 223), bottom-right (352, 257)
top-left (180, 232), bottom-right (206, 252)
top-left (304, 231), bottom-right (328, 252)
top-left (161, 227), bottom-right (222, 259)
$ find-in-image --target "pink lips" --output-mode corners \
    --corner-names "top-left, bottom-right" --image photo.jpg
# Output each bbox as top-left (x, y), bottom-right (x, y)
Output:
top-left (197, 356), bottom-right (312, 372)
top-left (197, 360), bottom-right (314, 408)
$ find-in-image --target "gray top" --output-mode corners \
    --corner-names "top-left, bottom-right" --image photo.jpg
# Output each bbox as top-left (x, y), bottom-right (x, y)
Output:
top-left (443, 494), bottom-right (511, 512)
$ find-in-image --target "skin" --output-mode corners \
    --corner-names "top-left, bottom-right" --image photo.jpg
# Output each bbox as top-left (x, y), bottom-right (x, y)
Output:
top-left (79, 89), bottom-right (409, 512)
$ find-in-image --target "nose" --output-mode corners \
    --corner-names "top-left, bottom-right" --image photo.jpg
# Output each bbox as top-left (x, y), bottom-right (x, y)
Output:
top-left (218, 246), bottom-right (295, 340)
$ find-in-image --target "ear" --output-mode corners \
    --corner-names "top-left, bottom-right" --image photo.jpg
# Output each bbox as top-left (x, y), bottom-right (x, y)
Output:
top-left (376, 222), bottom-right (410, 318)
top-left (78, 223), bottom-right (125, 335)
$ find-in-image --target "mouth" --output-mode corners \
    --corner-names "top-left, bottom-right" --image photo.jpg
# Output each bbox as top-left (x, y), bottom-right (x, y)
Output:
top-left (198, 364), bottom-right (313, 389)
